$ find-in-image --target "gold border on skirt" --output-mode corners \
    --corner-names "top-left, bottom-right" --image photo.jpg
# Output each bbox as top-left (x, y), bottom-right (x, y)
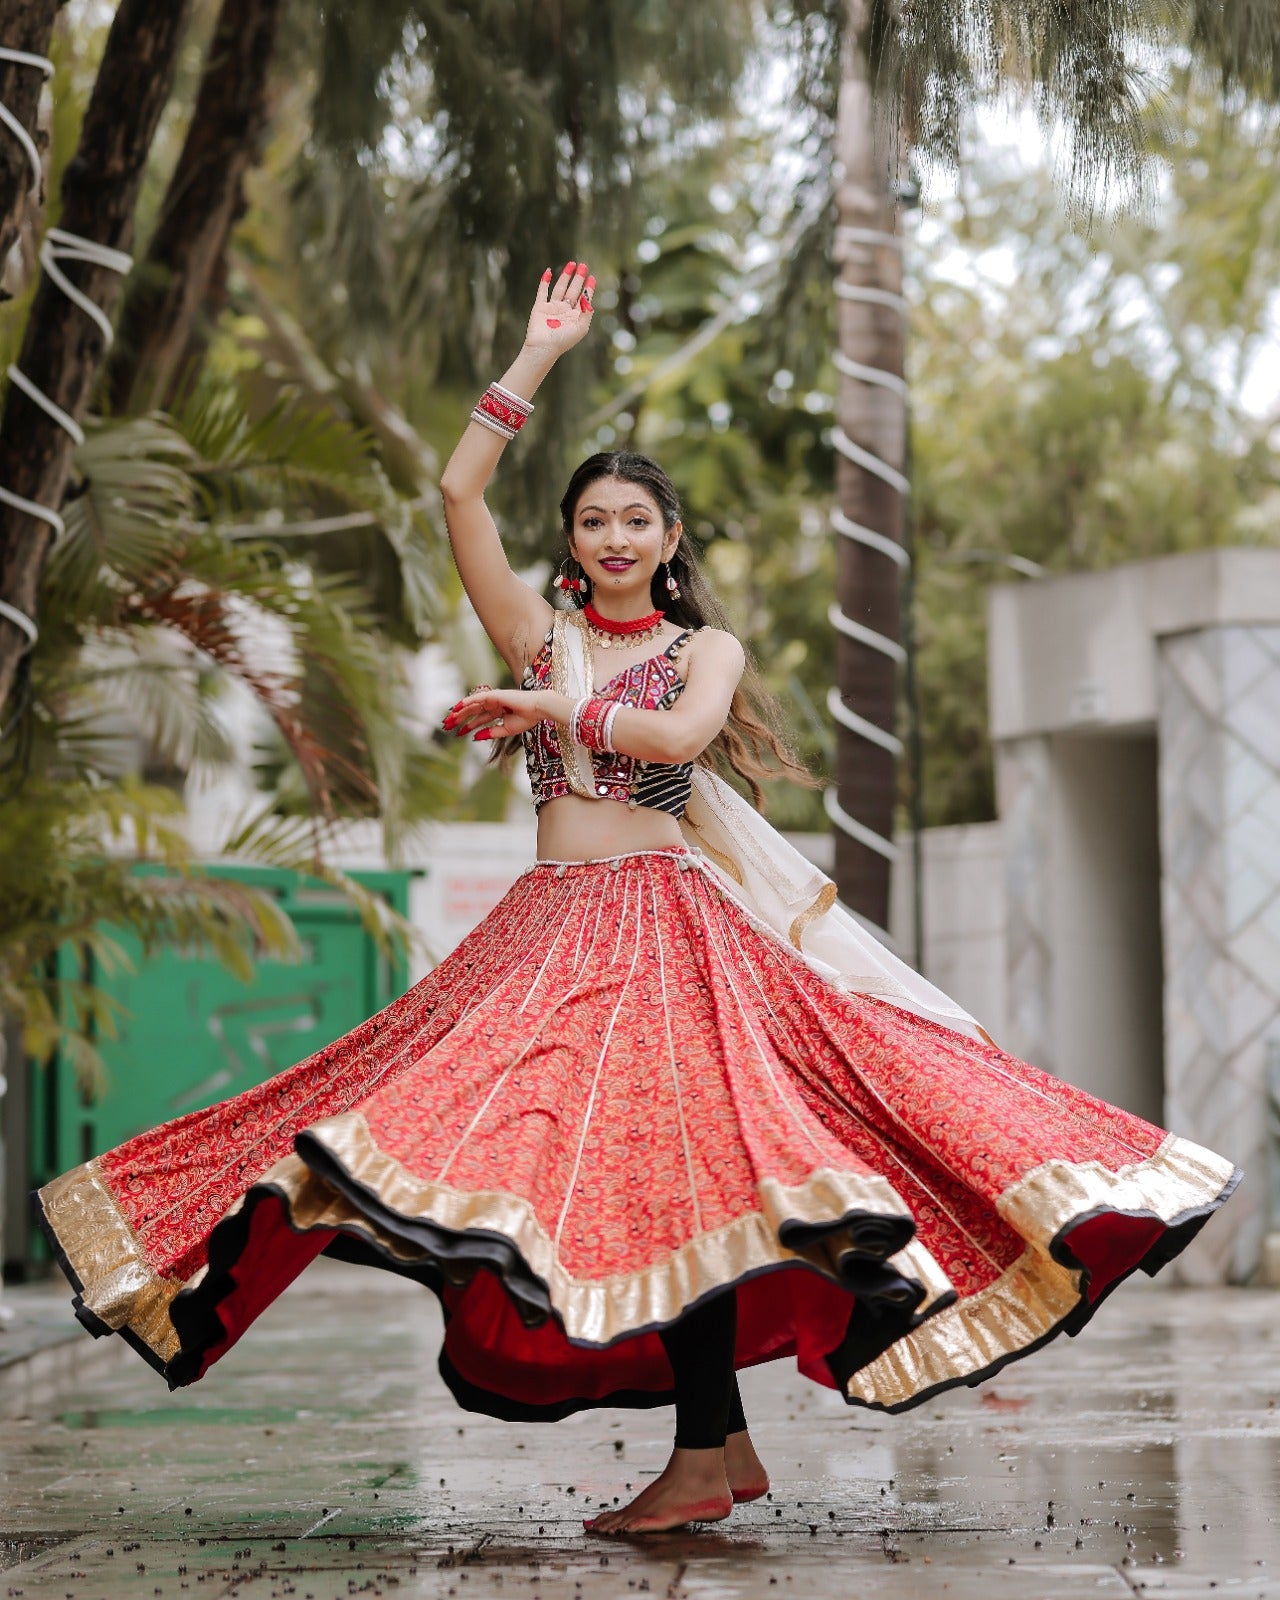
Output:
top-left (36, 1127), bottom-right (1234, 1397)
top-left (37, 1161), bottom-right (185, 1365)
top-left (843, 1133), bottom-right (1238, 1408)
top-left (294, 1111), bottom-right (939, 1344)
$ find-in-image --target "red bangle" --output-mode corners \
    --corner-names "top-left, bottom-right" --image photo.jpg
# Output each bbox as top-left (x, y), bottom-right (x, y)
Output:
top-left (574, 696), bottom-right (614, 752)
top-left (475, 391), bottom-right (527, 433)
top-left (471, 382), bottom-right (535, 440)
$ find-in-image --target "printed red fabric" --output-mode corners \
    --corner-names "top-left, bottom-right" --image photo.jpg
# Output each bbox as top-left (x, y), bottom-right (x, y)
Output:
top-left (35, 849), bottom-right (1238, 1413)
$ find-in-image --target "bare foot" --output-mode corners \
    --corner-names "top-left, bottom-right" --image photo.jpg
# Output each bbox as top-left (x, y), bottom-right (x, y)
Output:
top-left (584, 1447), bottom-right (732, 1535)
top-left (725, 1428), bottom-right (770, 1503)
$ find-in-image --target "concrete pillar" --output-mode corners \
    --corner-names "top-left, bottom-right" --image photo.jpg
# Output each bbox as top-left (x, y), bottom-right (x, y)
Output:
top-left (994, 737), bottom-right (1055, 1072)
top-left (1158, 624), bottom-right (1280, 1284)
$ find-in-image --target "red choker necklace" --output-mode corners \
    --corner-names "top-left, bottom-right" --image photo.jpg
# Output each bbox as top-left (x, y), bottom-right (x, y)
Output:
top-left (582, 602), bottom-right (665, 649)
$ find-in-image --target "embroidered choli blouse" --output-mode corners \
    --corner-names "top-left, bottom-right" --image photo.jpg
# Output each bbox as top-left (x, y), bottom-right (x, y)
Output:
top-left (521, 625), bottom-right (695, 817)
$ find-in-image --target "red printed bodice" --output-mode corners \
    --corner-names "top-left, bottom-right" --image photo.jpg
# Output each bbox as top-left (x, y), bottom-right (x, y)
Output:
top-left (520, 625), bottom-right (694, 815)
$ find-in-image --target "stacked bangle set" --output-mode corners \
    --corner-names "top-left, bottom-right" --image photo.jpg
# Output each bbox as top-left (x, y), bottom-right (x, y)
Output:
top-left (471, 381), bottom-right (534, 440)
top-left (571, 695), bottom-right (619, 753)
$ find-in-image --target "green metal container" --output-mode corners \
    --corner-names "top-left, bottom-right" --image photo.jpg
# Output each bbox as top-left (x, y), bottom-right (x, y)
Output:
top-left (21, 863), bottom-right (413, 1263)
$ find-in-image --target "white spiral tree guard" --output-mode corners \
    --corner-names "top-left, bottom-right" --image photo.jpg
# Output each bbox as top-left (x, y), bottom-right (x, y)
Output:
top-left (826, 222), bottom-right (909, 941)
top-left (0, 47), bottom-right (132, 661)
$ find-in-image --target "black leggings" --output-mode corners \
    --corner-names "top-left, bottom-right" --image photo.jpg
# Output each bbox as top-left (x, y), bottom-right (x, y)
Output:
top-left (658, 1290), bottom-right (746, 1450)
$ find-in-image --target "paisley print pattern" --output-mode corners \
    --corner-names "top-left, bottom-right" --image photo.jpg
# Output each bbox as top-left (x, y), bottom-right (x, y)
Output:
top-left (35, 848), bottom-right (1238, 1414)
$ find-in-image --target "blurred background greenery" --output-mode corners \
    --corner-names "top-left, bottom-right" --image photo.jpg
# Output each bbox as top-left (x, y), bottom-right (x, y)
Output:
top-left (2, 0), bottom-right (1279, 1079)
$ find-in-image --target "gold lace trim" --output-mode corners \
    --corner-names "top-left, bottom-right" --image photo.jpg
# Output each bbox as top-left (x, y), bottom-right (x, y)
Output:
top-left (843, 1134), bottom-right (1238, 1409)
top-left (36, 1119), bottom-right (937, 1359)
top-left (996, 1133), bottom-right (1236, 1250)
top-left (697, 839), bottom-right (745, 885)
top-left (37, 1162), bottom-right (183, 1365)
top-left (287, 1113), bottom-right (937, 1343)
top-left (789, 883), bottom-right (837, 951)
top-left (36, 1129), bottom-right (1233, 1388)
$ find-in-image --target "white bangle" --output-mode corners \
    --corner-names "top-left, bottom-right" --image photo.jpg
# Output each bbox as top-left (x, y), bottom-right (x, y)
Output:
top-left (600, 702), bottom-right (621, 754)
top-left (490, 380), bottom-right (535, 415)
top-left (570, 696), bottom-right (591, 746)
top-left (470, 407), bottom-right (517, 440)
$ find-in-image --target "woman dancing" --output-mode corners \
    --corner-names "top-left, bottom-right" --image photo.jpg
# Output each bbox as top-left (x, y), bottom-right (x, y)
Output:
top-left (35, 259), bottom-right (1238, 1536)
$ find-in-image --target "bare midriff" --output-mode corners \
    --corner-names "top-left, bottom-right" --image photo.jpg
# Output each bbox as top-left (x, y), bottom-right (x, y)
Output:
top-left (535, 792), bottom-right (686, 862)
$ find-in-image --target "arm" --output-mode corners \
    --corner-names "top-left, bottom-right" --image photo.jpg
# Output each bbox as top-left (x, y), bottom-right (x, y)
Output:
top-left (444, 629), bottom-right (746, 763)
top-left (439, 261), bottom-right (596, 677)
top-left (607, 630), bottom-right (746, 763)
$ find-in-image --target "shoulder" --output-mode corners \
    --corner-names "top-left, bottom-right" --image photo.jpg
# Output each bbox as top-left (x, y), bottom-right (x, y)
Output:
top-left (681, 625), bottom-right (745, 679)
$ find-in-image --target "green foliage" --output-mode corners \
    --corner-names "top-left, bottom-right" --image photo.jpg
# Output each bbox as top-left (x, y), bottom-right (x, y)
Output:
top-left (907, 85), bottom-right (1280, 823)
top-left (0, 370), bottom-right (451, 1092)
top-left (0, 774), bottom-right (300, 1097)
top-left (239, 0), bottom-right (762, 558)
top-left (23, 0), bottom-right (1280, 907)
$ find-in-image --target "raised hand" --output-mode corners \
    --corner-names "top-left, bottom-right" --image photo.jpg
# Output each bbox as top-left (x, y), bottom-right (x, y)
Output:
top-left (524, 260), bottom-right (596, 355)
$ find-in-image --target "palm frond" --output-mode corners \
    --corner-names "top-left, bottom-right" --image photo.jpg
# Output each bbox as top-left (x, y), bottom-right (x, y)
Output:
top-left (70, 632), bottom-right (237, 776)
top-left (178, 383), bottom-right (388, 515)
top-left (218, 805), bottom-right (423, 967)
top-left (45, 416), bottom-right (199, 614)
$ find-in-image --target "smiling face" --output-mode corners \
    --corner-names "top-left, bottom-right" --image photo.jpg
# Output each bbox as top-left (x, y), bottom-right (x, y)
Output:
top-left (566, 476), bottom-right (680, 612)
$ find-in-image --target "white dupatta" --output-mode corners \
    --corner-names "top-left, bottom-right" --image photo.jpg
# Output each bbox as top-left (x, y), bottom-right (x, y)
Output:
top-left (551, 609), bottom-right (990, 1042)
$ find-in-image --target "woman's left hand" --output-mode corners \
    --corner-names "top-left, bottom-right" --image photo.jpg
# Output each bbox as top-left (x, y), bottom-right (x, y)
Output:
top-left (442, 687), bottom-right (564, 740)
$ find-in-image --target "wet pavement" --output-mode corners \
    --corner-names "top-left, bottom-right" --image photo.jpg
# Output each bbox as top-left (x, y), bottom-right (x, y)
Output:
top-left (1, 1261), bottom-right (1276, 1598)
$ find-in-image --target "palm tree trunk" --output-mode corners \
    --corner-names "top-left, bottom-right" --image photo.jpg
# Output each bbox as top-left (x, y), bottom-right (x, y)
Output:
top-left (0, 0), bottom-right (65, 270)
top-left (103, 0), bottom-right (287, 415)
top-left (0, 0), bottom-right (193, 715)
top-left (828, 3), bottom-right (906, 933)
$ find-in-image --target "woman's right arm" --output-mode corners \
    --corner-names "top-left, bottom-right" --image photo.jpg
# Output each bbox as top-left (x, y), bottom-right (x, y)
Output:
top-left (439, 261), bottom-right (596, 678)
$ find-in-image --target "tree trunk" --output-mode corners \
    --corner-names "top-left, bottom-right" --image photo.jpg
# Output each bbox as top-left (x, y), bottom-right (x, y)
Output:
top-left (0, 0), bottom-right (65, 272)
top-left (104, 0), bottom-right (287, 415)
top-left (830, 5), bottom-right (906, 934)
top-left (0, 0), bottom-right (193, 712)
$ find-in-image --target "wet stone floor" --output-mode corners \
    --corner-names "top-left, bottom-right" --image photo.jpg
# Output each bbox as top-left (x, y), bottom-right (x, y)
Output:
top-left (1, 1261), bottom-right (1277, 1599)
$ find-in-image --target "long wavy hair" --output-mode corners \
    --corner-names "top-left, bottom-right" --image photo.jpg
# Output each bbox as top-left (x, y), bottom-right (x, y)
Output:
top-left (499, 451), bottom-right (814, 809)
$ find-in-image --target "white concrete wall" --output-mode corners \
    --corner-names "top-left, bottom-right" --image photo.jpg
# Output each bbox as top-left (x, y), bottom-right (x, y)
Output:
top-left (988, 549), bottom-right (1280, 1283)
top-left (995, 732), bottom-right (1165, 1121)
top-left (1158, 625), bottom-right (1280, 1283)
top-left (988, 547), bottom-right (1280, 742)
top-left (889, 822), bottom-right (1008, 1043)
top-left (1048, 735), bottom-right (1165, 1125)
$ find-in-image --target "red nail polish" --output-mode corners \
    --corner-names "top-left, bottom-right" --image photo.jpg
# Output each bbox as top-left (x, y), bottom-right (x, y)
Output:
top-left (580, 295), bottom-right (590, 310)
top-left (586, 275), bottom-right (596, 288)
top-left (565, 261), bottom-right (576, 273)
top-left (475, 730), bottom-right (491, 741)
top-left (541, 268), bottom-right (552, 281)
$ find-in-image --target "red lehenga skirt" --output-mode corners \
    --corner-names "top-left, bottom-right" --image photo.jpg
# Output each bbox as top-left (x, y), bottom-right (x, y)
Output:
top-left (36, 847), bottom-right (1238, 1417)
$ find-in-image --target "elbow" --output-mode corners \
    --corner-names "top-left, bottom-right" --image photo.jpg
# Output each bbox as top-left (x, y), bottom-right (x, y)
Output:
top-left (663, 728), bottom-right (708, 765)
top-left (439, 463), bottom-right (486, 509)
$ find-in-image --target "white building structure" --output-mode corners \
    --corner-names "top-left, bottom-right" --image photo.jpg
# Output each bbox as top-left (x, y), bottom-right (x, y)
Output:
top-left (985, 548), bottom-right (1280, 1286)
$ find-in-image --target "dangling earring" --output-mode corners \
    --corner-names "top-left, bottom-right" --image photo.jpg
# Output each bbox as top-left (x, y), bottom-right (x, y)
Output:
top-left (662, 561), bottom-right (681, 602)
top-left (554, 557), bottom-right (588, 597)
